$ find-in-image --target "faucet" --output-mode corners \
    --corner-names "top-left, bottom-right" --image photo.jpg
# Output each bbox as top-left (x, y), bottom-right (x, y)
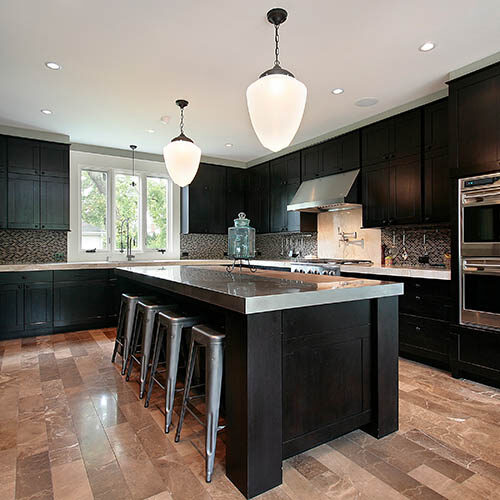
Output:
top-left (119, 218), bottom-right (135, 261)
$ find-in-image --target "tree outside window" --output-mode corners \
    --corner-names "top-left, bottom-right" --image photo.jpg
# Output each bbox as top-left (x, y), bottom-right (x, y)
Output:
top-left (146, 177), bottom-right (168, 249)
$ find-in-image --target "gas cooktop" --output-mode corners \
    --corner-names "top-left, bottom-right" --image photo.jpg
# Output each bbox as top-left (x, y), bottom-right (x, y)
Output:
top-left (296, 258), bottom-right (373, 265)
top-left (290, 259), bottom-right (373, 275)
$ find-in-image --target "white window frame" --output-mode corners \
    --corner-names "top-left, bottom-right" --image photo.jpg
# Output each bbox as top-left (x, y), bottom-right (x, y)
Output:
top-left (68, 150), bottom-right (180, 262)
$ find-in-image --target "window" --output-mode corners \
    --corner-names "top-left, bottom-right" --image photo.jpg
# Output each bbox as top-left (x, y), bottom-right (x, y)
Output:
top-left (81, 170), bottom-right (108, 250)
top-left (146, 177), bottom-right (168, 249)
top-left (78, 166), bottom-right (171, 255)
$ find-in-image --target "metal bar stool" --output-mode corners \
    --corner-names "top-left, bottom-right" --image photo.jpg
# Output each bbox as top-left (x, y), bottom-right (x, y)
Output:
top-left (125, 298), bottom-right (177, 398)
top-left (112, 293), bottom-right (154, 375)
top-left (175, 324), bottom-right (225, 483)
top-left (144, 310), bottom-right (204, 423)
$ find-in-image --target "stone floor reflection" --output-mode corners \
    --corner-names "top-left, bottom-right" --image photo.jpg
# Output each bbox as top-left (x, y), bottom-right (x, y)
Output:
top-left (0, 329), bottom-right (499, 499)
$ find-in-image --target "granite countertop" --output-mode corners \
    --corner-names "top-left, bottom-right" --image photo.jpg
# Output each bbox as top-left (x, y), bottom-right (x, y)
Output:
top-left (248, 260), bottom-right (451, 281)
top-left (115, 265), bottom-right (404, 314)
top-left (0, 259), bottom-right (230, 273)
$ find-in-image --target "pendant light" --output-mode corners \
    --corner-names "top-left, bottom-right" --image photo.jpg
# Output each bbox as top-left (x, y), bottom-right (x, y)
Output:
top-left (246, 8), bottom-right (307, 153)
top-left (129, 145), bottom-right (137, 187)
top-left (163, 99), bottom-right (201, 187)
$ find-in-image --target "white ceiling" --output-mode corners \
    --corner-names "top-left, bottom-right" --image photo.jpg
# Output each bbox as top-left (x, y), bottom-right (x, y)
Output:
top-left (1, 0), bottom-right (499, 163)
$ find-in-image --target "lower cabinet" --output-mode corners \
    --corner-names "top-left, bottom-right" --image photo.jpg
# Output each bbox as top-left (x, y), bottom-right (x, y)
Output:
top-left (25, 282), bottom-right (53, 330)
top-left (0, 282), bottom-right (24, 334)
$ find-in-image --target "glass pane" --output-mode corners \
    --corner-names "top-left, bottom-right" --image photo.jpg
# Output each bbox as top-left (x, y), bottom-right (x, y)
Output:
top-left (146, 177), bottom-right (168, 249)
top-left (115, 174), bottom-right (140, 250)
top-left (463, 205), bottom-right (500, 242)
top-left (81, 170), bottom-right (108, 250)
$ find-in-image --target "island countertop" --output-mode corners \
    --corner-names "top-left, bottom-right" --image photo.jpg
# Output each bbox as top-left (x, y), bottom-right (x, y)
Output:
top-left (115, 265), bottom-right (404, 314)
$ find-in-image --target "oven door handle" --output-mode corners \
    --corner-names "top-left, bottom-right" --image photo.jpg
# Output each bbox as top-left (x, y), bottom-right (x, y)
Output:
top-left (463, 265), bottom-right (500, 276)
top-left (462, 195), bottom-right (500, 207)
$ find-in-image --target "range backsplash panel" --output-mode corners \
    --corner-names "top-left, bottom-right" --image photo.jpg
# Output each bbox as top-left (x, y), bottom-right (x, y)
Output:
top-left (381, 226), bottom-right (451, 267)
top-left (0, 230), bottom-right (67, 264)
top-left (180, 232), bottom-right (318, 260)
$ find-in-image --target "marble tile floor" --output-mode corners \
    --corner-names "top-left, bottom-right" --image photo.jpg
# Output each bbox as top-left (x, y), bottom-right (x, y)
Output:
top-left (0, 329), bottom-right (499, 500)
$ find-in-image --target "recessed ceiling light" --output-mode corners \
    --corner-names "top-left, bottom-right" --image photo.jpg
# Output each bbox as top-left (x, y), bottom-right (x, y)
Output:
top-left (331, 88), bottom-right (344, 95)
top-left (355, 97), bottom-right (378, 107)
top-left (40, 109), bottom-right (53, 115)
top-left (225, 143), bottom-right (233, 148)
top-left (45, 61), bottom-right (61, 70)
top-left (419, 41), bottom-right (436, 52)
top-left (160, 115), bottom-right (170, 125)
top-left (147, 129), bottom-right (155, 134)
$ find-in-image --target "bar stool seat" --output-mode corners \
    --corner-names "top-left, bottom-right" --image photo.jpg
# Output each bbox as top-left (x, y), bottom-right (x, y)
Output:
top-left (144, 310), bottom-right (204, 427)
top-left (175, 324), bottom-right (225, 483)
top-left (125, 298), bottom-right (177, 398)
top-left (111, 293), bottom-right (154, 375)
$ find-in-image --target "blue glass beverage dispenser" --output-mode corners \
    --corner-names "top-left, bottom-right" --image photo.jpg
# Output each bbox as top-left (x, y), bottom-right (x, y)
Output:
top-left (227, 213), bottom-right (256, 272)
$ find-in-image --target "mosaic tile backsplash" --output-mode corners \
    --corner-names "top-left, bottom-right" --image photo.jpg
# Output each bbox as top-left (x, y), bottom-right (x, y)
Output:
top-left (381, 226), bottom-right (451, 267)
top-left (180, 232), bottom-right (318, 260)
top-left (0, 230), bottom-right (67, 264)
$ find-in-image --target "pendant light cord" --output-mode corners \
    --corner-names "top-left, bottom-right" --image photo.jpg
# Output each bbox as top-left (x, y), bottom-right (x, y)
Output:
top-left (179, 107), bottom-right (185, 134)
top-left (274, 24), bottom-right (280, 66)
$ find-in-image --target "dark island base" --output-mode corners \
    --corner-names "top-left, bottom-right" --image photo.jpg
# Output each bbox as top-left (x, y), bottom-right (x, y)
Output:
top-left (117, 276), bottom-right (399, 499)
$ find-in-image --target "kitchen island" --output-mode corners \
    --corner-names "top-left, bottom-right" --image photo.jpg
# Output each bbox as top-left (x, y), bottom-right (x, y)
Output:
top-left (115, 265), bottom-right (404, 498)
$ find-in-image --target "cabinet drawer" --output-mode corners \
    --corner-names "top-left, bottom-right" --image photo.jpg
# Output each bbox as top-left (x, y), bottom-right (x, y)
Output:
top-left (399, 314), bottom-right (449, 356)
top-left (54, 269), bottom-right (110, 282)
top-left (457, 326), bottom-right (500, 372)
top-left (0, 271), bottom-right (52, 284)
top-left (399, 292), bottom-right (452, 321)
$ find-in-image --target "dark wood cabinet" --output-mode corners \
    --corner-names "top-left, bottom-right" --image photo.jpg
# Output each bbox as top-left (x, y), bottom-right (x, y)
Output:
top-left (181, 163), bottom-right (227, 234)
top-left (362, 162), bottom-right (391, 227)
top-left (362, 110), bottom-right (421, 166)
top-left (0, 137), bottom-right (6, 227)
top-left (25, 282), bottom-right (53, 330)
top-left (301, 131), bottom-right (360, 180)
top-left (0, 283), bottom-right (24, 334)
top-left (390, 155), bottom-right (422, 225)
top-left (226, 167), bottom-right (246, 228)
top-left (424, 98), bottom-right (448, 155)
top-left (7, 173), bottom-right (40, 229)
top-left (41, 176), bottom-right (69, 230)
top-left (449, 63), bottom-right (500, 177)
top-left (40, 142), bottom-right (69, 178)
top-left (246, 162), bottom-right (270, 233)
top-left (7, 137), bottom-right (40, 175)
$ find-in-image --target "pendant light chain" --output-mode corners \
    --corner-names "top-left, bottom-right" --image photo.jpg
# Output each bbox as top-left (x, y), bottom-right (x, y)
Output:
top-left (274, 24), bottom-right (280, 66)
top-left (179, 107), bottom-right (185, 134)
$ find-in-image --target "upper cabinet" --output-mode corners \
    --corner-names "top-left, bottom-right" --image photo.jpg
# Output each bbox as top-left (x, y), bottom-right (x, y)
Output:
top-left (362, 110), bottom-right (421, 166)
top-left (226, 167), bottom-right (246, 228)
top-left (3, 135), bottom-right (70, 231)
top-left (448, 63), bottom-right (500, 177)
top-left (181, 163), bottom-right (227, 234)
top-left (301, 130), bottom-right (360, 181)
top-left (246, 162), bottom-right (270, 234)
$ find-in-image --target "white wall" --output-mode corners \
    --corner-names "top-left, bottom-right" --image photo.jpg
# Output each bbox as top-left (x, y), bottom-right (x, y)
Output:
top-left (68, 150), bottom-right (180, 262)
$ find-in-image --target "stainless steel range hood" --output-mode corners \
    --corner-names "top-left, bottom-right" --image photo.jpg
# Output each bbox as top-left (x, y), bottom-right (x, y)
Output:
top-left (287, 169), bottom-right (361, 213)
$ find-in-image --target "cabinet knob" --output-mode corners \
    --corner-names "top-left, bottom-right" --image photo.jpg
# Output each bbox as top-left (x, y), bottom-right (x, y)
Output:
top-left (41, 225), bottom-right (45, 228)
top-left (389, 219), bottom-right (394, 224)
top-left (416, 295), bottom-right (421, 300)
top-left (415, 326), bottom-right (421, 332)
top-left (34, 224), bottom-right (38, 228)
top-left (424, 216), bottom-right (430, 221)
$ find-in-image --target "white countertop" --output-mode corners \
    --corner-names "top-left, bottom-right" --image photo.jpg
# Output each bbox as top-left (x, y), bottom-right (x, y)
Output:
top-left (0, 259), bottom-right (230, 272)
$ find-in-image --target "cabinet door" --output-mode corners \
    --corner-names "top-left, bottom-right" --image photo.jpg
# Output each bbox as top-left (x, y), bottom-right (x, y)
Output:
top-left (301, 146), bottom-right (320, 180)
top-left (424, 152), bottom-right (450, 223)
top-left (207, 165), bottom-right (227, 234)
top-left (0, 283), bottom-right (24, 335)
top-left (53, 280), bottom-right (109, 327)
top-left (320, 139), bottom-right (340, 176)
top-left (361, 121), bottom-right (391, 166)
top-left (0, 136), bottom-right (6, 167)
top-left (226, 167), bottom-right (246, 228)
top-left (7, 173), bottom-right (40, 229)
top-left (25, 282), bottom-right (53, 330)
top-left (0, 171), bottom-right (6, 229)
top-left (424, 99), bottom-right (448, 155)
top-left (285, 152), bottom-right (301, 184)
top-left (246, 163), bottom-right (269, 233)
top-left (456, 74), bottom-right (499, 174)
top-left (7, 137), bottom-right (40, 175)
top-left (362, 163), bottom-right (390, 227)
top-left (338, 130), bottom-right (360, 172)
top-left (41, 176), bottom-right (69, 230)
top-left (390, 155), bottom-right (422, 225)
top-left (286, 181), bottom-right (301, 232)
top-left (40, 142), bottom-right (69, 178)
top-left (392, 110), bottom-right (421, 160)
top-left (270, 183), bottom-right (286, 232)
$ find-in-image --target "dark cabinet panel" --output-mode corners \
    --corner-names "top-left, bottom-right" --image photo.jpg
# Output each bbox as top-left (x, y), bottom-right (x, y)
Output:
top-left (301, 147), bottom-right (320, 181)
top-left (40, 142), bottom-right (70, 178)
top-left (390, 155), bottom-right (422, 225)
top-left (0, 170), bottom-right (6, 229)
top-left (0, 136), bottom-right (6, 167)
top-left (338, 130), bottom-right (360, 172)
top-left (0, 283), bottom-right (24, 335)
top-left (319, 140), bottom-right (340, 177)
top-left (7, 173), bottom-right (40, 229)
top-left (181, 163), bottom-right (227, 234)
top-left (226, 168), bottom-right (246, 228)
top-left (41, 176), bottom-right (69, 230)
top-left (7, 137), bottom-right (40, 175)
top-left (25, 282), bottom-right (53, 330)
top-left (362, 163), bottom-right (391, 227)
top-left (392, 110), bottom-right (421, 160)
top-left (424, 153), bottom-right (450, 223)
top-left (246, 162), bottom-right (269, 233)
top-left (362, 121), bottom-right (392, 166)
top-left (424, 99), bottom-right (448, 155)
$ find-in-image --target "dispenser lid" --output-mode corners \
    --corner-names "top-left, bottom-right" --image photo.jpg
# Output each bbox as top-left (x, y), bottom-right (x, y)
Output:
top-left (234, 212), bottom-right (250, 227)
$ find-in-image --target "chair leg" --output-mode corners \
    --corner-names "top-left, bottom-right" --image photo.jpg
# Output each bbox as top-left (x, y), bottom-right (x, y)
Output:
top-left (174, 339), bottom-right (198, 439)
top-left (121, 301), bottom-right (136, 375)
top-left (205, 343), bottom-right (224, 483)
top-left (145, 322), bottom-right (164, 408)
top-left (125, 309), bottom-right (142, 382)
top-left (164, 323), bottom-right (183, 433)
top-left (112, 300), bottom-right (125, 363)
top-left (139, 314), bottom-right (155, 399)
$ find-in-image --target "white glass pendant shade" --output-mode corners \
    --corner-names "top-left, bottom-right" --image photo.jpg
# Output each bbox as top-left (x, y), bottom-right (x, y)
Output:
top-left (247, 73), bottom-right (307, 152)
top-left (163, 139), bottom-right (201, 187)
